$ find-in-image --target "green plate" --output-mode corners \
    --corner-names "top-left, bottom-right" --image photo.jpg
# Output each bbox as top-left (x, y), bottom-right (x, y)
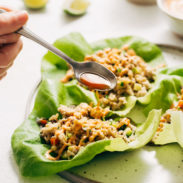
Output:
top-left (22, 44), bottom-right (183, 183)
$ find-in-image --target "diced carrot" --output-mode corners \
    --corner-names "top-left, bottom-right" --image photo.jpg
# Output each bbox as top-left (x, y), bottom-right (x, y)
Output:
top-left (160, 128), bottom-right (163, 132)
top-left (50, 137), bottom-right (55, 145)
top-left (160, 118), bottom-right (166, 122)
top-left (157, 127), bottom-right (161, 132)
top-left (159, 123), bottom-right (164, 128)
top-left (124, 118), bottom-right (130, 126)
top-left (50, 137), bottom-right (59, 145)
top-left (40, 119), bottom-right (47, 125)
top-left (178, 100), bottom-right (183, 109)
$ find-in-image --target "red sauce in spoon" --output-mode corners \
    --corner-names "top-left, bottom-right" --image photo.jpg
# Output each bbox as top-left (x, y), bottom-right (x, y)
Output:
top-left (80, 73), bottom-right (111, 90)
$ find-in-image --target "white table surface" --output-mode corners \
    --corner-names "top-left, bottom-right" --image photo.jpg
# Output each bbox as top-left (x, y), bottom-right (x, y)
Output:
top-left (0, 0), bottom-right (183, 183)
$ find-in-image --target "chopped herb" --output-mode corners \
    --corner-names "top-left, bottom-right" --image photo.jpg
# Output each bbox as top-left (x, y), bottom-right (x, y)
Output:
top-left (120, 82), bottom-right (124, 87)
top-left (58, 113), bottom-right (62, 119)
top-left (126, 130), bottom-right (132, 137)
top-left (132, 67), bottom-right (139, 74)
top-left (109, 120), bottom-right (116, 126)
top-left (114, 117), bottom-right (121, 122)
top-left (68, 146), bottom-right (73, 151)
top-left (117, 68), bottom-right (121, 72)
top-left (112, 122), bottom-right (118, 128)
top-left (66, 132), bottom-right (72, 138)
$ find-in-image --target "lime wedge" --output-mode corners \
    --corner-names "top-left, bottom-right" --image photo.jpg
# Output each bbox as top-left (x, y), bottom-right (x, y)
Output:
top-left (63, 0), bottom-right (90, 16)
top-left (24, 0), bottom-right (48, 9)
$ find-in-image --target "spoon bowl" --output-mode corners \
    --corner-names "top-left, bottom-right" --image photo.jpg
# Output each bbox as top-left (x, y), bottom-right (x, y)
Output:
top-left (74, 61), bottom-right (116, 91)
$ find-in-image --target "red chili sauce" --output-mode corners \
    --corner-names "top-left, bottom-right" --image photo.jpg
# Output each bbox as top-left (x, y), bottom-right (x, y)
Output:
top-left (80, 73), bottom-right (111, 90)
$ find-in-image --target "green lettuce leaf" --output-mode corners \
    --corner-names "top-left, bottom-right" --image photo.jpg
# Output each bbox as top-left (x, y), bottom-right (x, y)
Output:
top-left (41, 32), bottom-right (166, 116)
top-left (169, 111), bottom-right (183, 147)
top-left (11, 32), bottom-right (174, 177)
top-left (12, 87), bottom-right (161, 177)
top-left (91, 36), bottom-right (165, 67)
top-left (152, 122), bottom-right (177, 145)
top-left (153, 110), bottom-right (183, 146)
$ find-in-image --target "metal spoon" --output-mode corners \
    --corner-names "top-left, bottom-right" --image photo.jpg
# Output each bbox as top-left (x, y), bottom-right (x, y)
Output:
top-left (0, 9), bottom-right (116, 91)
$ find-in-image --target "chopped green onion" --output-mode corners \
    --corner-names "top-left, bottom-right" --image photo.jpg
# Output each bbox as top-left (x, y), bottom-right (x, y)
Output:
top-left (120, 82), bottom-right (124, 87)
top-left (132, 67), bottom-right (140, 74)
top-left (66, 132), bottom-right (72, 138)
top-left (117, 68), bottom-right (121, 72)
top-left (112, 123), bottom-right (118, 128)
top-left (126, 130), bottom-right (132, 137)
top-left (125, 127), bottom-right (133, 137)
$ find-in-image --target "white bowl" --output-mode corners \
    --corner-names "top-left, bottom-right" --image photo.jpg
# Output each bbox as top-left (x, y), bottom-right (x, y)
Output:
top-left (157, 0), bottom-right (183, 37)
top-left (128, 0), bottom-right (156, 5)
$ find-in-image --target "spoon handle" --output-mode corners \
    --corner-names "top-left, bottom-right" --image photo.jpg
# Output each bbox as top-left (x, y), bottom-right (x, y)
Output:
top-left (0, 9), bottom-right (77, 67)
top-left (18, 27), bottom-right (77, 66)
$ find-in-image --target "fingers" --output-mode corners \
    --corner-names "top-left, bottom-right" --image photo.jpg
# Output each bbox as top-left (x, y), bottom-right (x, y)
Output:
top-left (0, 71), bottom-right (7, 80)
top-left (0, 61), bottom-right (13, 81)
top-left (0, 6), bottom-right (12, 12)
top-left (0, 39), bottom-right (23, 68)
top-left (0, 10), bottom-right (28, 35)
top-left (0, 33), bottom-right (20, 44)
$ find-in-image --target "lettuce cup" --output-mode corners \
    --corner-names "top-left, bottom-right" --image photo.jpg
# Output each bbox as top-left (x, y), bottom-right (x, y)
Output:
top-left (11, 33), bottom-right (183, 177)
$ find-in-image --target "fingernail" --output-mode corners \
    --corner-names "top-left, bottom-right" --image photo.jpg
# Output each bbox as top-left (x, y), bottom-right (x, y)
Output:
top-left (15, 10), bottom-right (28, 23)
top-left (15, 10), bottom-right (25, 14)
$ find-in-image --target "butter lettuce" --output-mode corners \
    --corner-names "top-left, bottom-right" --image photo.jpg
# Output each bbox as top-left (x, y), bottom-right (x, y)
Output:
top-left (11, 76), bottom-right (161, 176)
top-left (153, 108), bottom-right (183, 146)
top-left (171, 111), bottom-right (183, 147)
top-left (11, 33), bottom-right (183, 177)
top-left (41, 32), bottom-right (166, 116)
top-left (153, 110), bottom-right (183, 147)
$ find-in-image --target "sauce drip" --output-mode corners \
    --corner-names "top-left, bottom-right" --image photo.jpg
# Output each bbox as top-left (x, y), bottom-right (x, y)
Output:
top-left (80, 73), bottom-right (111, 90)
top-left (164, 0), bottom-right (183, 19)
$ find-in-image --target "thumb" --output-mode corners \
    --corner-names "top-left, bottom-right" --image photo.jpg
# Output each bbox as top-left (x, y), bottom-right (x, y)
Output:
top-left (0, 10), bottom-right (28, 35)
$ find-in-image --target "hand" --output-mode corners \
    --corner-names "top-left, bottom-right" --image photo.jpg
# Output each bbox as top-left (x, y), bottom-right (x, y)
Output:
top-left (0, 7), bottom-right (28, 80)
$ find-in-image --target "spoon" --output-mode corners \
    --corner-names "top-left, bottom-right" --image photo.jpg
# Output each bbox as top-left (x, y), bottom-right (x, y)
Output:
top-left (0, 9), bottom-right (116, 91)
